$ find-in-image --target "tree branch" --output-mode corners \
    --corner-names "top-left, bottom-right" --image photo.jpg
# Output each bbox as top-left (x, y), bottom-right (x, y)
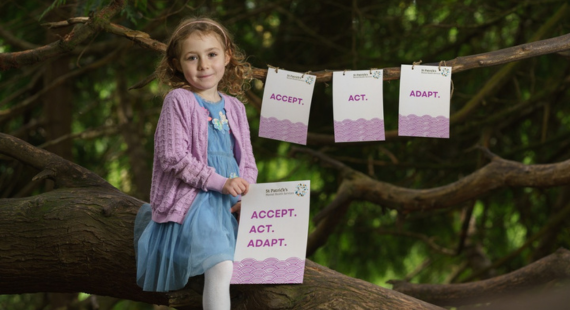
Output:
top-left (306, 182), bottom-right (353, 256)
top-left (373, 229), bottom-right (456, 256)
top-left (18, 11), bottom-right (570, 92)
top-left (0, 133), bottom-right (113, 189)
top-left (294, 146), bottom-right (570, 213)
top-left (41, 17), bottom-right (90, 29)
top-left (0, 47), bottom-right (122, 124)
top-left (0, 69), bottom-right (43, 109)
top-left (0, 0), bottom-right (125, 70)
top-left (463, 200), bottom-right (570, 282)
top-left (389, 248), bottom-right (570, 307)
top-left (36, 124), bottom-right (119, 150)
top-left (274, 6), bottom-right (349, 54)
top-left (0, 24), bottom-right (39, 51)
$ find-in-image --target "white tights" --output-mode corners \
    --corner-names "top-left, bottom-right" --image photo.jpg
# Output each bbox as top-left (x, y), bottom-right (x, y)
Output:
top-left (203, 260), bottom-right (233, 310)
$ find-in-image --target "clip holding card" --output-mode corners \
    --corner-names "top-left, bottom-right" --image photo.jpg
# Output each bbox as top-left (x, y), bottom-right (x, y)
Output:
top-left (302, 70), bottom-right (312, 78)
top-left (369, 68), bottom-right (378, 74)
top-left (343, 69), bottom-right (351, 76)
top-left (267, 64), bottom-right (279, 73)
top-left (438, 60), bottom-right (447, 71)
top-left (412, 60), bottom-right (422, 70)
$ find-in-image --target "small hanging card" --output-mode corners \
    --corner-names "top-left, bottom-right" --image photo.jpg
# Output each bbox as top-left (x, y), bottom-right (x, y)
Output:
top-left (259, 68), bottom-right (316, 145)
top-left (398, 64), bottom-right (452, 138)
top-left (231, 180), bottom-right (311, 284)
top-left (333, 70), bottom-right (385, 142)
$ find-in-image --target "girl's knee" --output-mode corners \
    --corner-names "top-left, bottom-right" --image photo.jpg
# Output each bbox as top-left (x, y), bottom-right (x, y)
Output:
top-left (217, 260), bottom-right (233, 274)
top-left (206, 260), bottom-right (233, 278)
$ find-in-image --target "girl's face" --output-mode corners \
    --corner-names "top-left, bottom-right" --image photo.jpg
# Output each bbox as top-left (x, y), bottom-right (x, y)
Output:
top-left (174, 32), bottom-right (229, 99)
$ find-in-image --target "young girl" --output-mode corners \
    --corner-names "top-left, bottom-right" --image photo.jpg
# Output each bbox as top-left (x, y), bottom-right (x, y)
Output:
top-left (133, 17), bottom-right (258, 310)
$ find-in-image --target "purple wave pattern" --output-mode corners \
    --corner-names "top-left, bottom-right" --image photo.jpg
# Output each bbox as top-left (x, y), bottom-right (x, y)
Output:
top-left (231, 257), bottom-right (306, 284)
top-left (334, 118), bottom-right (385, 142)
top-left (259, 116), bottom-right (308, 145)
top-left (398, 114), bottom-right (449, 138)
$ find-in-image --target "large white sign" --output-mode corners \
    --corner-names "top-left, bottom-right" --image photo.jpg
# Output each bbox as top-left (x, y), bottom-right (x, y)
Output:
top-left (231, 181), bottom-right (311, 284)
top-left (398, 64), bottom-right (452, 138)
top-left (259, 68), bottom-right (316, 145)
top-left (333, 70), bottom-right (385, 142)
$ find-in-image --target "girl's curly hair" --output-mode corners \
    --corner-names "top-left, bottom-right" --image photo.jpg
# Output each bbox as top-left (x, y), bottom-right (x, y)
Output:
top-left (156, 17), bottom-right (251, 97)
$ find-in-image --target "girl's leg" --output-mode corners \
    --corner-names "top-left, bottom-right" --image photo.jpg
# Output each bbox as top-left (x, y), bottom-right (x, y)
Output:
top-left (203, 260), bottom-right (233, 310)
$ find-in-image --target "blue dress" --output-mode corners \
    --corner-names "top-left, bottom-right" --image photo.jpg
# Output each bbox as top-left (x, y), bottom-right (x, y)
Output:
top-left (134, 93), bottom-right (240, 292)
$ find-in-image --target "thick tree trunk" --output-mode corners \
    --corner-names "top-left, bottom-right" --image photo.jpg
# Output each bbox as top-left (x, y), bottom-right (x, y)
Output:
top-left (43, 6), bottom-right (73, 163)
top-left (0, 186), bottom-right (166, 304)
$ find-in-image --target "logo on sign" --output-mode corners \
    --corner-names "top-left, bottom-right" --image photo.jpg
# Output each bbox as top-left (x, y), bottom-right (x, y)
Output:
top-left (295, 183), bottom-right (308, 197)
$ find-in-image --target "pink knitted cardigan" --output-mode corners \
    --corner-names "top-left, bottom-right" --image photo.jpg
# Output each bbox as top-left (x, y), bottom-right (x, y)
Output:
top-left (150, 88), bottom-right (258, 224)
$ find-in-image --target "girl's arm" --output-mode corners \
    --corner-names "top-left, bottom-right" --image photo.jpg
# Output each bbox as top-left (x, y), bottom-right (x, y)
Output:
top-left (155, 90), bottom-right (227, 192)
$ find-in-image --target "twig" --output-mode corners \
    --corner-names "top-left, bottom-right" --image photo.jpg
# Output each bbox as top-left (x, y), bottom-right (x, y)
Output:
top-left (374, 229), bottom-right (456, 256)
top-left (463, 202), bottom-right (570, 282)
top-left (0, 48), bottom-right (122, 124)
top-left (41, 17), bottom-right (90, 29)
top-left (37, 124), bottom-right (119, 150)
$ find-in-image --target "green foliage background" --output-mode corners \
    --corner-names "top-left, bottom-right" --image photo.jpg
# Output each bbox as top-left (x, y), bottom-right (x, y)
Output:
top-left (1, 0), bottom-right (570, 309)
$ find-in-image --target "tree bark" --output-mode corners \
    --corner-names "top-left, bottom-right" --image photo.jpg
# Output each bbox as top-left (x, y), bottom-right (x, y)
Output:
top-left (389, 248), bottom-right (570, 307)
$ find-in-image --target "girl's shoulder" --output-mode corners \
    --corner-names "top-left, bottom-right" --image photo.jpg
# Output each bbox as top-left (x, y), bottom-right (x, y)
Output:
top-left (165, 88), bottom-right (195, 101)
top-left (164, 88), bottom-right (199, 108)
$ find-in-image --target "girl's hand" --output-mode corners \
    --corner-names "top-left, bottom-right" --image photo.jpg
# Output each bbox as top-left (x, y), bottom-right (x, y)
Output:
top-left (222, 177), bottom-right (249, 197)
top-left (230, 201), bottom-right (241, 213)
top-left (231, 201), bottom-right (241, 223)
